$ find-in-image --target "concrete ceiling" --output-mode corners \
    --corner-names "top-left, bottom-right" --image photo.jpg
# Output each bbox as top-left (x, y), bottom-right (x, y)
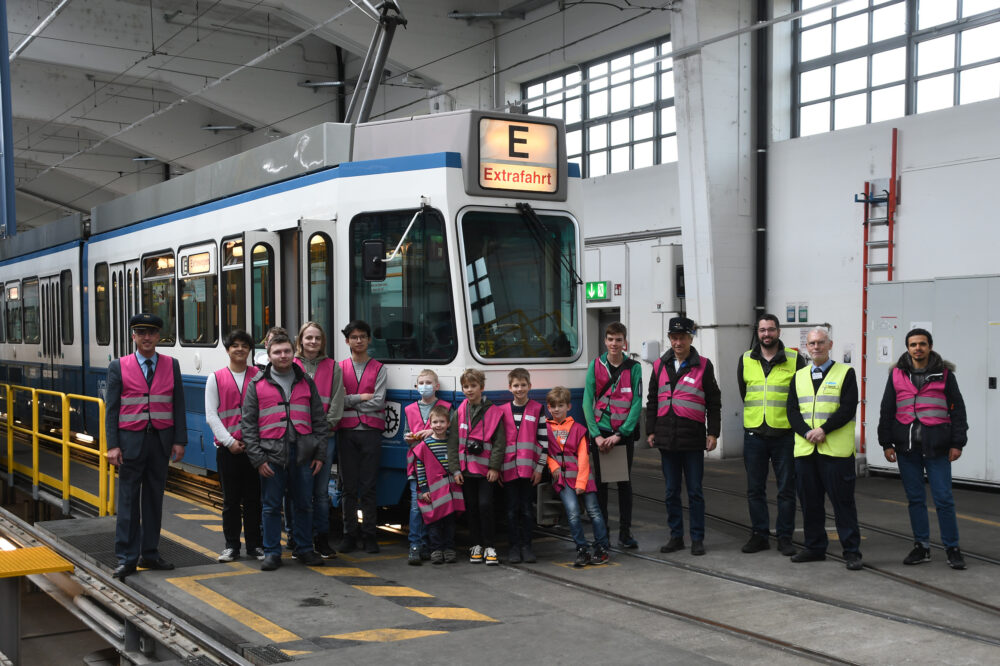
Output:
top-left (6, 0), bottom-right (560, 232)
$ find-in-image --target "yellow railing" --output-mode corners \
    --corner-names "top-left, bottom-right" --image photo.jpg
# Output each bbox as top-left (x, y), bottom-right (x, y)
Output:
top-left (0, 383), bottom-right (114, 516)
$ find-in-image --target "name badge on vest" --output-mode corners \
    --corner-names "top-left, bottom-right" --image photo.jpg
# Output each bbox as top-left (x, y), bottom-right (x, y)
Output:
top-left (524, 414), bottom-right (536, 422)
top-left (622, 387), bottom-right (631, 393)
top-left (459, 423), bottom-right (469, 430)
top-left (684, 376), bottom-right (697, 384)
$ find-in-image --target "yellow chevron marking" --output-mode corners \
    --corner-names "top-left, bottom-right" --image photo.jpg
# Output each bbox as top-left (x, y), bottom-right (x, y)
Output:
top-left (406, 606), bottom-right (497, 622)
top-left (353, 585), bottom-right (433, 597)
top-left (326, 628), bottom-right (446, 642)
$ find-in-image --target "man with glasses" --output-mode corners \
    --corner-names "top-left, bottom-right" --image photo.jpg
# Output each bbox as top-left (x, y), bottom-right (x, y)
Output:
top-left (737, 314), bottom-right (805, 556)
top-left (105, 313), bottom-right (187, 581)
top-left (786, 327), bottom-right (862, 570)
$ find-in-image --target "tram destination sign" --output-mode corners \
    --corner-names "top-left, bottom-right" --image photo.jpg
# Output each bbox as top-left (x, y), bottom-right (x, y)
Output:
top-left (478, 118), bottom-right (558, 194)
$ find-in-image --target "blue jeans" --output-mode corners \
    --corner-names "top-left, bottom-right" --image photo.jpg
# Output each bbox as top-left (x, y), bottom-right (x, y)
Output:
top-left (408, 479), bottom-right (427, 549)
top-left (795, 452), bottom-right (860, 555)
top-left (659, 450), bottom-right (705, 541)
top-left (896, 448), bottom-right (959, 548)
top-left (312, 437), bottom-right (336, 537)
top-left (261, 443), bottom-right (315, 557)
top-left (743, 431), bottom-right (796, 538)
top-left (558, 485), bottom-right (609, 550)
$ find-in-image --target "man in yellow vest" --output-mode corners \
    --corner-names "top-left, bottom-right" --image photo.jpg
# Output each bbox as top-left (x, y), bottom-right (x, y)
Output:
top-left (737, 314), bottom-right (805, 556)
top-left (786, 327), bottom-right (862, 570)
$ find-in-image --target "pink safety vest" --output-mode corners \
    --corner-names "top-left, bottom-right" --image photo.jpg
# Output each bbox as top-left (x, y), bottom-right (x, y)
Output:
top-left (893, 368), bottom-right (952, 426)
top-left (547, 420), bottom-right (595, 494)
top-left (500, 400), bottom-right (544, 482)
top-left (404, 399), bottom-right (452, 434)
top-left (213, 366), bottom-right (259, 446)
top-left (591, 359), bottom-right (635, 431)
top-left (254, 376), bottom-right (313, 439)
top-left (338, 358), bottom-right (386, 430)
top-left (653, 357), bottom-right (707, 423)
top-left (294, 357), bottom-right (337, 411)
top-left (457, 401), bottom-right (502, 476)
top-left (119, 354), bottom-right (175, 431)
top-left (411, 439), bottom-right (465, 523)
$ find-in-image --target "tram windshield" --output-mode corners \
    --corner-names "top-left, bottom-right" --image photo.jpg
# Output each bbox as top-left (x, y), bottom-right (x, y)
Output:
top-left (460, 209), bottom-right (579, 361)
top-left (350, 208), bottom-right (457, 363)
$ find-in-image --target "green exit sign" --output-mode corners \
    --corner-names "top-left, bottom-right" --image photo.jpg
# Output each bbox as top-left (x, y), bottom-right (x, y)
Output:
top-left (586, 281), bottom-right (611, 302)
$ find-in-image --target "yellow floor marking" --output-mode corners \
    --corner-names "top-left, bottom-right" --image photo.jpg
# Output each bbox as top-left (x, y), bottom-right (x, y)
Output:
top-left (160, 528), bottom-right (220, 559)
top-left (879, 498), bottom-right (1000, 527)
top-left (167, 569), bottom-right (299, 643)
top-left (325, 628), bottom-right (446, 642)
top-left (406, 607), bottom-right (497, 622)
top-left (176, 513), bottom-right (222, 520)
top-left (202, 524), bottom-right (225, 532)
top-left (310, 566), bottom-right (377, 578)
top-left (282, 650), bottom-right (312, 656)
top-left (353, 585), bottom-right (433, 597)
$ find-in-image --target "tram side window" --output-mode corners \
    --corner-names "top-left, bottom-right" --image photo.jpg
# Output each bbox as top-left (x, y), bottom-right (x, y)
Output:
top-left (22, 278), bottom-right (40, 344)
top-left (95, 263), bottom-right (110, 345)
top-left (60, 270), bottom-right (74, 345)
top-left (460, 210), bottom-right (580, 361)
top-left (141, 251), bottom-right (176, 345)
top-left (5, 282), bottom-right (20, 343)
top-left (221, 238), bottom-right (245, 334)
top-left (178, 247), bottom-right (218, 346)
top-left (349, 208), bottom-right (457, 363)
top-left (308, 233), bottom-right (333, 352)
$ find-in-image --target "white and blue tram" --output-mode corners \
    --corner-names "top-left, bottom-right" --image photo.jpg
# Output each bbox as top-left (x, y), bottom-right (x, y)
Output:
top-left (0, 110), bottom-right (589, 511)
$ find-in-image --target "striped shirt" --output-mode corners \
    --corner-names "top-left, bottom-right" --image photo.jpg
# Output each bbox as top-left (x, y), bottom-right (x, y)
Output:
top-left (510, 402), bottom-right (548, 472)
top-left (415, 436), bottom-right (450, 492)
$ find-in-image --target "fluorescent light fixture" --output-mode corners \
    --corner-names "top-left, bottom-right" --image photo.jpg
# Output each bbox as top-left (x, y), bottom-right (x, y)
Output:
top-left (200, 123), bottom-right (254, 132)
top-left (132, 156), bottom-right (157, 161)
top-left (298, 80), bottom-right (345, 89)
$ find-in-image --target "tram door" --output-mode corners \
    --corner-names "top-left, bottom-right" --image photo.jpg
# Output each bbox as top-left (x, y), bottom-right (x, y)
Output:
top-left (38, 274), bottom-right (63, 392)
top-left (244, 232), bottom-right (282, 358)
top-left (109, 260), bottom-right (141, 359)
top-left (299, 221), bottom-right (335, 356)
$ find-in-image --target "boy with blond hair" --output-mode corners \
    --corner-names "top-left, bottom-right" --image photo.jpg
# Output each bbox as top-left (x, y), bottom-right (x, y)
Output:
top-left (500, 368), bottom-right (547, 563)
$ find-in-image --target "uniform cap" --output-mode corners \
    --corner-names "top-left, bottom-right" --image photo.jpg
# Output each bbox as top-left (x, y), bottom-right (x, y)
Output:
top-left (668, 316), bottom-right (695, 335)
top-left (129, 312), bottom-right (163, 330)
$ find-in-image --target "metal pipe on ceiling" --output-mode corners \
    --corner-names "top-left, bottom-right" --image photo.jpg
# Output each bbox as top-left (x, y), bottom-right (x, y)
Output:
top-left (9, 0), bottom-right (74, 62)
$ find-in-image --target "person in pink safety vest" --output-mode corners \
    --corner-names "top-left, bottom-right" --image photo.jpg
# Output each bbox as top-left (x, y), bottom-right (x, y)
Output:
top-left (413, 404), bottom-right (465, 564)
top-left (404, 369), bottom-right (451, 565)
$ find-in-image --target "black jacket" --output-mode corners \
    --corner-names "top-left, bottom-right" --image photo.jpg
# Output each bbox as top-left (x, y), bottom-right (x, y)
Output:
top-left (877, 351), bottom-right (968, 457)
top-left (645, 347), bottom-right (722, 452)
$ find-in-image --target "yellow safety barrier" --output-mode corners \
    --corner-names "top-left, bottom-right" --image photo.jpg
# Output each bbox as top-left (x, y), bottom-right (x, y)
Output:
top-left (0, 383), bottom-right (114, 516)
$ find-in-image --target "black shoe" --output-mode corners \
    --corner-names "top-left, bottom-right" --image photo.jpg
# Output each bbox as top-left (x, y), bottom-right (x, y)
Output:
top-left (946, 546), bottom-right (966, 570)
top-left (338, 535), bottom-right (359, 553)
top-left (844, 552), bottom-right (863, 571)
top-left (261, 554), bottom-right (282, 571)
top-left (591, 546), bottom-right (609, 565)
top-left (297, 550), bottom-right (324, 567)
top-left (507, 547), bottom-right (522, 564)
top-left (790, 550), bottom-right (826, 563)
top-left (741, 533), bottom-right (770, 553)
top-left (573, 548), bottom-right (591, 568)
top-left (903, 543), bottom-right (931, 565)
top-left (364, 536), bottom-right (380, 554)
top-left (314, 535), bottom-right (337, 559)
top-left (691, 540), bottom-right (706, 556)
top-left (286, 538), bottom-right (296, 552)
top-left (521, 545), bottom-right (537, 563)
top-left (777, 537), bottom-right (796, 556)
top-left (618, 532), bottom-right (639, 549)
top-left (112, 563), bottom-right (136, 580)
top-left (137, 557), bottom-right (174, 571)
top-left (408, 546), bottom-right (422, 566)
top-left (659, 537), bottom-right (685, 553)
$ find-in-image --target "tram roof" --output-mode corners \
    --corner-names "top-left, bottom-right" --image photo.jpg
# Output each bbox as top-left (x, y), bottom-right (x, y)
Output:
top-left (0, 213), bottom-right (85, 262)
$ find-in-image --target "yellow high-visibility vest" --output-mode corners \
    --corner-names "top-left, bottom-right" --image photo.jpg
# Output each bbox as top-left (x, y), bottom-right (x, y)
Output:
top-left (793, 363), bottom-right (856, 458)
top-left (742, 349), bottom-right (798, 429)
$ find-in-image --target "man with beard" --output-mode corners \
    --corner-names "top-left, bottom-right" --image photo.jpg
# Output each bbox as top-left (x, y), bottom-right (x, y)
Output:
top-left (736, 314), bottom-right (805, 556)
top-left (878, 328), bottom-right (968, 570)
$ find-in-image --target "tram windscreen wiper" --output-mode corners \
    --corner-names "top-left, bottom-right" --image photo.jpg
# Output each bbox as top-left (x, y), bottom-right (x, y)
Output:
top-left (515, 202), bottom-right (583, 286)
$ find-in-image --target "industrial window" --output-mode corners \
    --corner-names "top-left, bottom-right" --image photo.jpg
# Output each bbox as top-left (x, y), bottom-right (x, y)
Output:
top-left (5, 281), bottom-right (21, 343)
top-left (22, 278), bottom-right (39, 344)
top-left (177, 244), bottom-right (218, 346)
top-left (522, 37), bottom-right (675, 176)
top-left (221, 238), bottom-right (245, 335)
top-left (60, 270), bottom-right (73, 345)
top-left (794, 0), bottom-right (1000, 136)
top-left (95, 263), bottom-right (110, 345)
top-left (307, 233), bottom-right (333, 354)
top-left (141, 251), bottom-right (176, 345)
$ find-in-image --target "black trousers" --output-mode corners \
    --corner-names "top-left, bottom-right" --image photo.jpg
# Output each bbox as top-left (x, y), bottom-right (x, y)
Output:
top-left (463, 475), bottom-right (496, 547)
top-left (216, 445), bottom-right (262, 552)
top-left (590, 435), bottom-right (635, 537)
top-left (338, 429), bottom-right (382, 538)
top-left (795, 452), bottom-right (861, 555)
top-left (115, 430), bottom-right (169, 565)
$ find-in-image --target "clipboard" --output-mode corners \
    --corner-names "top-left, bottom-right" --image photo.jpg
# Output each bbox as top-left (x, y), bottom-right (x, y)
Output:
top-left (597, 444), bottom-right (630, 483)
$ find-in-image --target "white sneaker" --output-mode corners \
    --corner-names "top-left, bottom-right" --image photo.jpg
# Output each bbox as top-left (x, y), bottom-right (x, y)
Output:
top-left (469, 545), bottom-right (484, 563)
top-left (484, 546), bottom-right (499, 566)
top-left (217, 548), bottom-right (237, 563)
top-left (251, 547), bottom-right (265, 561)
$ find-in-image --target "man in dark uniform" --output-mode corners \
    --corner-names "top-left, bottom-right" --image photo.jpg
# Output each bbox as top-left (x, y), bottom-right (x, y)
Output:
top-left (105, 313), bottom-right (187, 581)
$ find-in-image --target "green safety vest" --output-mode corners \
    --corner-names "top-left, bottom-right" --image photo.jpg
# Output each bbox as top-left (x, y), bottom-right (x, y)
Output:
top-left (793, 363), bottom-right (856, 458)
top-left (742, 349), bottom-right (798, 429)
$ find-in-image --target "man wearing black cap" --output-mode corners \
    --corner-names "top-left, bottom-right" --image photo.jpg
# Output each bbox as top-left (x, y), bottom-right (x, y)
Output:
top-left (646, 316), bottom-right (721, 556)
top-left (105, 313), bottom-right (187, 580)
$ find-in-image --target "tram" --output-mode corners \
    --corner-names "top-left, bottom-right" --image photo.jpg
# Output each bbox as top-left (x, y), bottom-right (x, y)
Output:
top-left (0, 109), bottom-right (589, 512)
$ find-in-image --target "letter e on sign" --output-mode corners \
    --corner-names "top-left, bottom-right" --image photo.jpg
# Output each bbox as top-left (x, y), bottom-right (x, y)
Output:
top-left (509, 125), bottom-right (529, 158)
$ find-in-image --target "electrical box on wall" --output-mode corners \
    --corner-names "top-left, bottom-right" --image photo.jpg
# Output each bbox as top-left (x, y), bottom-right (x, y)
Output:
top-left (652, 244), bottom-right (683, 313)
top-left (641, 339), bottom-right (660, 362)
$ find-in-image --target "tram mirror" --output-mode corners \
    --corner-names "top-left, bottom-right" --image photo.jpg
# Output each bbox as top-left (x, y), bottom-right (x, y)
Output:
top-left (362, 240), bottom-right (387, 281)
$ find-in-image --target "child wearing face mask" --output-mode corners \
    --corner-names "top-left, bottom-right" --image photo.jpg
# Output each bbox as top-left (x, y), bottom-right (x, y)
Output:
top-left (404, 369), bottom-right (452, 565)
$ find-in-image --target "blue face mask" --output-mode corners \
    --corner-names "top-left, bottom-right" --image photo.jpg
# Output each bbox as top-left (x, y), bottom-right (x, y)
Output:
top-left (416, 384), bottom-right (435, 398)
